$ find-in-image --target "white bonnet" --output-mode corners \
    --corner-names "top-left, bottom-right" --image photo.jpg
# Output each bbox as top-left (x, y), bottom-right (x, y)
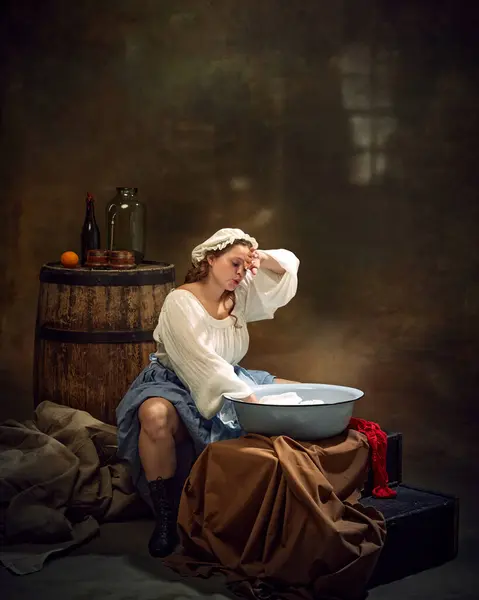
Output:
top-left (191, 228), bottom-right (258, 266)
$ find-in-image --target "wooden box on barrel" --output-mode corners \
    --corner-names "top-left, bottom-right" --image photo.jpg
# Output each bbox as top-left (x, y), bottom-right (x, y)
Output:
top-left (33, 261), bottom-right (175, 424)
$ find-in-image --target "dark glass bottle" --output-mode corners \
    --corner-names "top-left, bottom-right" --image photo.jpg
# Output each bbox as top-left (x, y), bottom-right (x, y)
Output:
top-left (106, 187), bottom-right (146, 264)
top-left (81, 192), bottom-right (101, 266)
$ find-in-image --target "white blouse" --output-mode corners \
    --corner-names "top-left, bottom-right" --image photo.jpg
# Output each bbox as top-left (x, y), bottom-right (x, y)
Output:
top-left (153, 249), bottom-right (299, 419)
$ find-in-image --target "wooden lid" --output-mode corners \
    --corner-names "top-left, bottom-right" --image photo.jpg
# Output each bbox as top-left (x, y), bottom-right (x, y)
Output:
top-left (40, 260), bottom-right (175, 286)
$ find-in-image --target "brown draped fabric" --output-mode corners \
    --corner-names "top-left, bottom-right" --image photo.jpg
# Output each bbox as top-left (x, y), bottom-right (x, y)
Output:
top-left (164, 430), bottom-right (386, 600)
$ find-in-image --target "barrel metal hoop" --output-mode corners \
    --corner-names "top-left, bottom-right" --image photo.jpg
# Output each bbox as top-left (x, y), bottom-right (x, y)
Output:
top-left (39, 261), bottom-right (175, 287)
top-left (37, 326), bottom-right (155, 344)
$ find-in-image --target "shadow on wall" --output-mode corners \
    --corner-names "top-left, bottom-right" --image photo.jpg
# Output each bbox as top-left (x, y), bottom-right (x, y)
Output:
top-left (0, 0), bottom-right (478, 440)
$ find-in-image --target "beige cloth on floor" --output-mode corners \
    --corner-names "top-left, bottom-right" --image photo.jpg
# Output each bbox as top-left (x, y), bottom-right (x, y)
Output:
top-left (0, 401), bottom-right (144, 572)
top-left (164, 431), bottom-right (386, 600)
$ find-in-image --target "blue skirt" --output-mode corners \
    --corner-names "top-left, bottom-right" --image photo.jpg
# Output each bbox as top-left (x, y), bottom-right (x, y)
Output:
top-left (116, 354), bottom-right (276, 509)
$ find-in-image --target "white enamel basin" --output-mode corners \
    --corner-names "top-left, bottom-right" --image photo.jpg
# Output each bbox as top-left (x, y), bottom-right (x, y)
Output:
top-left (226, 383), bottom-right (363, 440)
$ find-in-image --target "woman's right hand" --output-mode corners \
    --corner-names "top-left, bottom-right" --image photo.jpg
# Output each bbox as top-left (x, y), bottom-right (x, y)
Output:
top-left (243, 393), bottom-right (259, 404)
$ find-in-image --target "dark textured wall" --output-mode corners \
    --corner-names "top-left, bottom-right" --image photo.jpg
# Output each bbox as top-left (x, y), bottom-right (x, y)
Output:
top-left (1, 1), bottom-right (478, 471)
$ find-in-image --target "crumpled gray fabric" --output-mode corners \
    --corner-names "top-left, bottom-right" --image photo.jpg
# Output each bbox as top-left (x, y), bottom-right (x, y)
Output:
top-left (0, 401), bottom-right (144, 574)
top-left (0, 516), bottom-right (98, 575)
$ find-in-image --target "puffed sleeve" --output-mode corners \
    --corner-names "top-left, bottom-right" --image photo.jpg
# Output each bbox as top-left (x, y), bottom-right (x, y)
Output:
top-left (153, 292), bottom-right (253, 419)
top-left (236, 249), bottom-right (300, 322)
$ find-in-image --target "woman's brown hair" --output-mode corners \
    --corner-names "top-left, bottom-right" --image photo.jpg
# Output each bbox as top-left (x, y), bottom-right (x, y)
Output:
top-left (184, 239), bottom-right (253, 327)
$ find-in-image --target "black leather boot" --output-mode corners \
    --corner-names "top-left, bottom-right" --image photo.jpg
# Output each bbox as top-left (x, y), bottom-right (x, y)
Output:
top-left (147, 477), bottom-right (179, 558)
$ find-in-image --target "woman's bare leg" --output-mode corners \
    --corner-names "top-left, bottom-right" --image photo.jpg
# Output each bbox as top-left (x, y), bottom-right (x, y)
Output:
top-left (138, 397), bottom-right (187, 481)
top-left (138, 397), bottom-right (188, 558)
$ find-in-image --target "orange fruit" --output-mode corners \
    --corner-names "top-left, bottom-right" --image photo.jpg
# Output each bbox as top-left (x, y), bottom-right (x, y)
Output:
top-left (61, 251), bottom-right (80, 268)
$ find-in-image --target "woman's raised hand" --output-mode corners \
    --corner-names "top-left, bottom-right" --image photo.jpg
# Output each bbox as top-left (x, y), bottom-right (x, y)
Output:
top-left (245, 249), bottom-right (263, 276)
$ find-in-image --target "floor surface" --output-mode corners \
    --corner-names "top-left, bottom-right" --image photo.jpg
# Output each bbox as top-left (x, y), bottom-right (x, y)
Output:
top-left (2, 445), bottom-right (477, 600)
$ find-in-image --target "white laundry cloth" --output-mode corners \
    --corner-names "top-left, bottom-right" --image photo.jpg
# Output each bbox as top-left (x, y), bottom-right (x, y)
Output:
top-left (258, 392), bottom-right (325, 406)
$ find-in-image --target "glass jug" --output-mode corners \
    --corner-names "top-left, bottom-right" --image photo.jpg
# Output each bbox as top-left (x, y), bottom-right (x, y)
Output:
top-left (106, 187), bottom-right (146, 264)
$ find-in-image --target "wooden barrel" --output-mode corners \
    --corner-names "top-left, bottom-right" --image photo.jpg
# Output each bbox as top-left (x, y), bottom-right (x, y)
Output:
top-left (33, 261), bottom-right (175, 424)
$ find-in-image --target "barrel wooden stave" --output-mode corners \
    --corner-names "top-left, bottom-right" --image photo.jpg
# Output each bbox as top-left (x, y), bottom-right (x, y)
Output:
top-left (36, 340), bottom-right (153, 424)
top-left (34, 262), bottom-right (175, 425)
top-left (37, 283), bottom-right (170, 331)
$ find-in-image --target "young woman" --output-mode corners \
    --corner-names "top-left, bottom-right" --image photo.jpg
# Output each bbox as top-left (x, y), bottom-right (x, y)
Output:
top-left (116, 228), bottom-right (300, 557)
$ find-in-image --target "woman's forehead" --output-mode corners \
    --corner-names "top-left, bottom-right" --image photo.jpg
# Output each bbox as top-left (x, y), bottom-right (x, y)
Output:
top-left (226, 244), bottom-right (250, 258)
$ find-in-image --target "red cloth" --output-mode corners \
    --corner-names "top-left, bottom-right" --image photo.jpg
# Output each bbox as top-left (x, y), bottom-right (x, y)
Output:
top-left (348, 417), bottom-right (397, 498)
